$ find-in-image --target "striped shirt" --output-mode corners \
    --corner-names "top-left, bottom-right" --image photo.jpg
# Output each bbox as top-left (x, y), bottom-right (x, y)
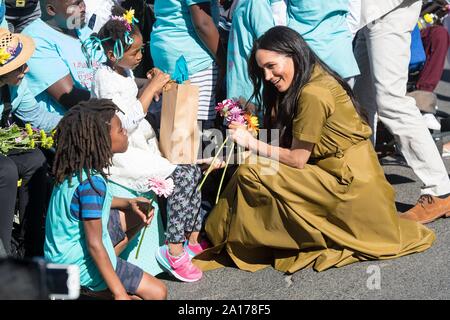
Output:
top-left (70, 176), bottom-right (106, 220)
top-left (189, 63), bottom-right (219, 121)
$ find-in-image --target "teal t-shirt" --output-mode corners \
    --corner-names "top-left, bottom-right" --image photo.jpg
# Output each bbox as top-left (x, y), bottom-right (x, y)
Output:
top-left (287, 0), bottom-right (359, 79)
top-left (226, 0), bottom-right (275, 103)
top-left (0, 0), bottom-right (7, 29)
top-left (0, 79), bottom-right (62, 132)
top-left (44, 172), bottom-right (117, 291)
top-left (22, 19), bottom-right (96, 116)
top-left (150, 0), bottom-right (215, 76)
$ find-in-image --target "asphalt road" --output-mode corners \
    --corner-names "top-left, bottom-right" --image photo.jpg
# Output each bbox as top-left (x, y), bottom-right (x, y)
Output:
top-left (162, 63), bottom-right (450, 300)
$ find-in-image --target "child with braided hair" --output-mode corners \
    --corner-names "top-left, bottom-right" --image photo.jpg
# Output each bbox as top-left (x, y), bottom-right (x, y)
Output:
top-left (44, 98), bottom-right (167, 300)
top-left (84, 6), bottom-right (218, 282)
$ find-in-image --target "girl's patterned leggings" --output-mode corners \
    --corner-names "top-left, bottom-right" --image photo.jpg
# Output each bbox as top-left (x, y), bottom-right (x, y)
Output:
top-left (166, 164), bottom-right (203, 243)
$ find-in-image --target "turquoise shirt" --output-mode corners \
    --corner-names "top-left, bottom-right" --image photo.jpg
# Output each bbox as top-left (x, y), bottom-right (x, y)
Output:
top-left (22, 19), bottom-right (95, 116)
top-left (0, 0), bottom-right (7, 29)
top-left (0, 79), bottom-right (62, 132)
top-left (227, 0), bottom-right (275, 103)
top-left (287, 0), bottom-right (359, 79)
top-left (44, 172), bottom-right (117, 291)
top-left (151, 0), bottom-right (215, 76)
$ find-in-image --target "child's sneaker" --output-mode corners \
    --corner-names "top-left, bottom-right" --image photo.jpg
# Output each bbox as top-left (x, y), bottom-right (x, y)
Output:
top-left (155, 245), bottom-right (202, 282)
top-left (184, 239), bottom-right (211, 259)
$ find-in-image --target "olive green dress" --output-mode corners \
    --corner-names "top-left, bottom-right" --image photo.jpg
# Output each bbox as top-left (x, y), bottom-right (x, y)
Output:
top-left (194, 66), bottom-right (435, 273)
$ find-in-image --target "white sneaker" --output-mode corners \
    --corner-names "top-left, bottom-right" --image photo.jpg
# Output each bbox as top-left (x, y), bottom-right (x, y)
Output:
top-left (422, 113), bottom-right (441, 131)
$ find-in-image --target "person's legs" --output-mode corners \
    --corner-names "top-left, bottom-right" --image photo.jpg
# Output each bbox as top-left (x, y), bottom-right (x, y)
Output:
top-left (109, 208), bottom-right (146, 256)
top-left (104, 258), bottom-right (166, 300)
top-left (361, 0), bottom-right (450, 197)
top-left (353, 28), bottom-right (379, 143)
top-left (0, 155), bottom-right (19, 255)
top-left (416, 25), bottom-right (450, 92)
top-left (155, 165), bottom-right (203, 282)
top-left (165, 165), bottom-right (202, 255)
top-left (133, 272), bottom-right (167, 300)
top-left (183, 165), bottom-right (203, 244)
top-left (8, 149), bottom-right (48, 257)
top-left (107, 209), bottom-right (167, 300)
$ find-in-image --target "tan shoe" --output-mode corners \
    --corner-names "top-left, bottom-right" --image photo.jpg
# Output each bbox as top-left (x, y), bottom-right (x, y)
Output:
top-left (400, 194), bottom-right (450, 224)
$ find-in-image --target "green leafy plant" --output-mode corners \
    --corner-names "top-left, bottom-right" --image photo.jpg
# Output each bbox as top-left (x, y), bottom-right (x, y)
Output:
top-left (0, 123), bottom-right (54, 155)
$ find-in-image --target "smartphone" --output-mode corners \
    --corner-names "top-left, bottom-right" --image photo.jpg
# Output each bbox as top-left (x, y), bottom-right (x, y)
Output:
top-left (46, 263), bottom-right (80, 300)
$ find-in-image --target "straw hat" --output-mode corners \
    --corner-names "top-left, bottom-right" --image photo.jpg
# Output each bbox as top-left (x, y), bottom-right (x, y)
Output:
top-left (0, 28), bottom-right (35, 76)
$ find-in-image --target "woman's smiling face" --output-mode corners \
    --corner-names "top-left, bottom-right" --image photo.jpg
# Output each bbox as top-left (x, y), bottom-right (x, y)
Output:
top-left (255, 49), bottom-right (295, 93)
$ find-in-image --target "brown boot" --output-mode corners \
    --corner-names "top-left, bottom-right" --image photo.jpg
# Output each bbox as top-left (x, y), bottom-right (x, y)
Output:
top-left (400, 194), bottom-right (450, 224)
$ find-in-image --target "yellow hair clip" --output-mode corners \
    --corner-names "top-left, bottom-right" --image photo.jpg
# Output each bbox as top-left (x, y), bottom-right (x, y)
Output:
top-left (123, 9), bottom-right (136, 25)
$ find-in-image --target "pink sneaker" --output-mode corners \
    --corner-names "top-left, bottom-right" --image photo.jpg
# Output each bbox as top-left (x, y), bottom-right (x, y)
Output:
top-left (155, 245), bottom-right (202, 282)
top-left (184, 239), bottom-right (210, 259)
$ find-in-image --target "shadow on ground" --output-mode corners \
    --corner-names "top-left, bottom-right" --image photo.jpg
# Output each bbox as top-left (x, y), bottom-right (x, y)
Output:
top-left (385, 174), bottom-right (416, 185)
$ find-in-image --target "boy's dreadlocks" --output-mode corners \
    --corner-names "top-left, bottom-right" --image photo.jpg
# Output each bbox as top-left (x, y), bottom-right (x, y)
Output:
top-left (52, 99), bottom-right (120, 185)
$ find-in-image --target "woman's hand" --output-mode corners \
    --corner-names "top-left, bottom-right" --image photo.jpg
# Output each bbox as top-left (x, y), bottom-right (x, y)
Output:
top-left (146, 68), bottom-right (171, 102)
top-left (228, 122), bottom-right (256, 149)
top-left (127, 197), bottom-right (153, 226)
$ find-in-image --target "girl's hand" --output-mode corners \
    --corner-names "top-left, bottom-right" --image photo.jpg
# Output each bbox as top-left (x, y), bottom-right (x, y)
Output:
top-left (196, 157), bottom-right (226, 172)
top-left (146, 68), bottom-right (171, 102)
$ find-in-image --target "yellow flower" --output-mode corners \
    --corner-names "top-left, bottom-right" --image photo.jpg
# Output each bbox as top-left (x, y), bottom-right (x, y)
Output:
top-left (44, 137), bottom-right (54, 149)
top-left (0, 48), bottom-right (11, 65)
top-left (25, 123), bottom-right (33, 136)
top-left (17, 179), bottom-right (22, 187)
top-left (29, 139), bottom-right (35, 148)
top-left (244, 113), bottom-right (260, 133)
top-left (51, 129), bottom-right (56, 137)
top-left (123, 9), bottom-right (135, 25)
top-left (40, 129), bottom-right (47, 142)
top-left (424, 13), bottom-right (434, 24)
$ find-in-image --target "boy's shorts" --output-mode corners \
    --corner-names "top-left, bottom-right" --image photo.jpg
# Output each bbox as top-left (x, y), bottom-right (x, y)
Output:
top-left (107, 209), bottom-right (144, 295)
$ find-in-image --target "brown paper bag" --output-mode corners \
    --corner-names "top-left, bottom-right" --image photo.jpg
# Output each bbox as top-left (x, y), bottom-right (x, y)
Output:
top-left (159, 81), bottom-right (200, 164)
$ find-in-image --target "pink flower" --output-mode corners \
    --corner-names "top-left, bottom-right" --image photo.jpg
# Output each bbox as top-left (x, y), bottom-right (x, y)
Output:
top-left (216, 99), bottom-right (240, 118)
top-left (147, 177), bottom-right (174, 198)
top-left (226, 106), bottom-right (245, 125)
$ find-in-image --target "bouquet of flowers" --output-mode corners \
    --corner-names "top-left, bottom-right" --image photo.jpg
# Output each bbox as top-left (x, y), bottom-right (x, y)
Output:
top-left (197, 98), bottom-right (259, 204)
top-left (0, 123), bottom-right (54, 155)
top-left (135, 177), bottom-right (175, 259)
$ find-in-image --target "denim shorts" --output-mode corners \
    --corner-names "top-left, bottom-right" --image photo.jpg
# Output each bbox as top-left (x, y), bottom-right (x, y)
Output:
top-left (107, 209), bottom-right (144, 295)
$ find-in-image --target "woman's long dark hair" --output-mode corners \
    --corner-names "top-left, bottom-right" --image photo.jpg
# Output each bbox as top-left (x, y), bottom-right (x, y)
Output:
top-left (248, 26), bottom-right (362, 147)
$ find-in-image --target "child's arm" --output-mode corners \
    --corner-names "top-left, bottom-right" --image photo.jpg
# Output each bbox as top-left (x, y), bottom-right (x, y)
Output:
top-left (138, 69), bottom-right (170, 113)
top-left (83, 218), bottom-right (131, 300)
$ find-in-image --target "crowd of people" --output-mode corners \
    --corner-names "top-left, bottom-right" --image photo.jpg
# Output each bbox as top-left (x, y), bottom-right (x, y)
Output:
top-left (0, 0), bottom-right (449, 300)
